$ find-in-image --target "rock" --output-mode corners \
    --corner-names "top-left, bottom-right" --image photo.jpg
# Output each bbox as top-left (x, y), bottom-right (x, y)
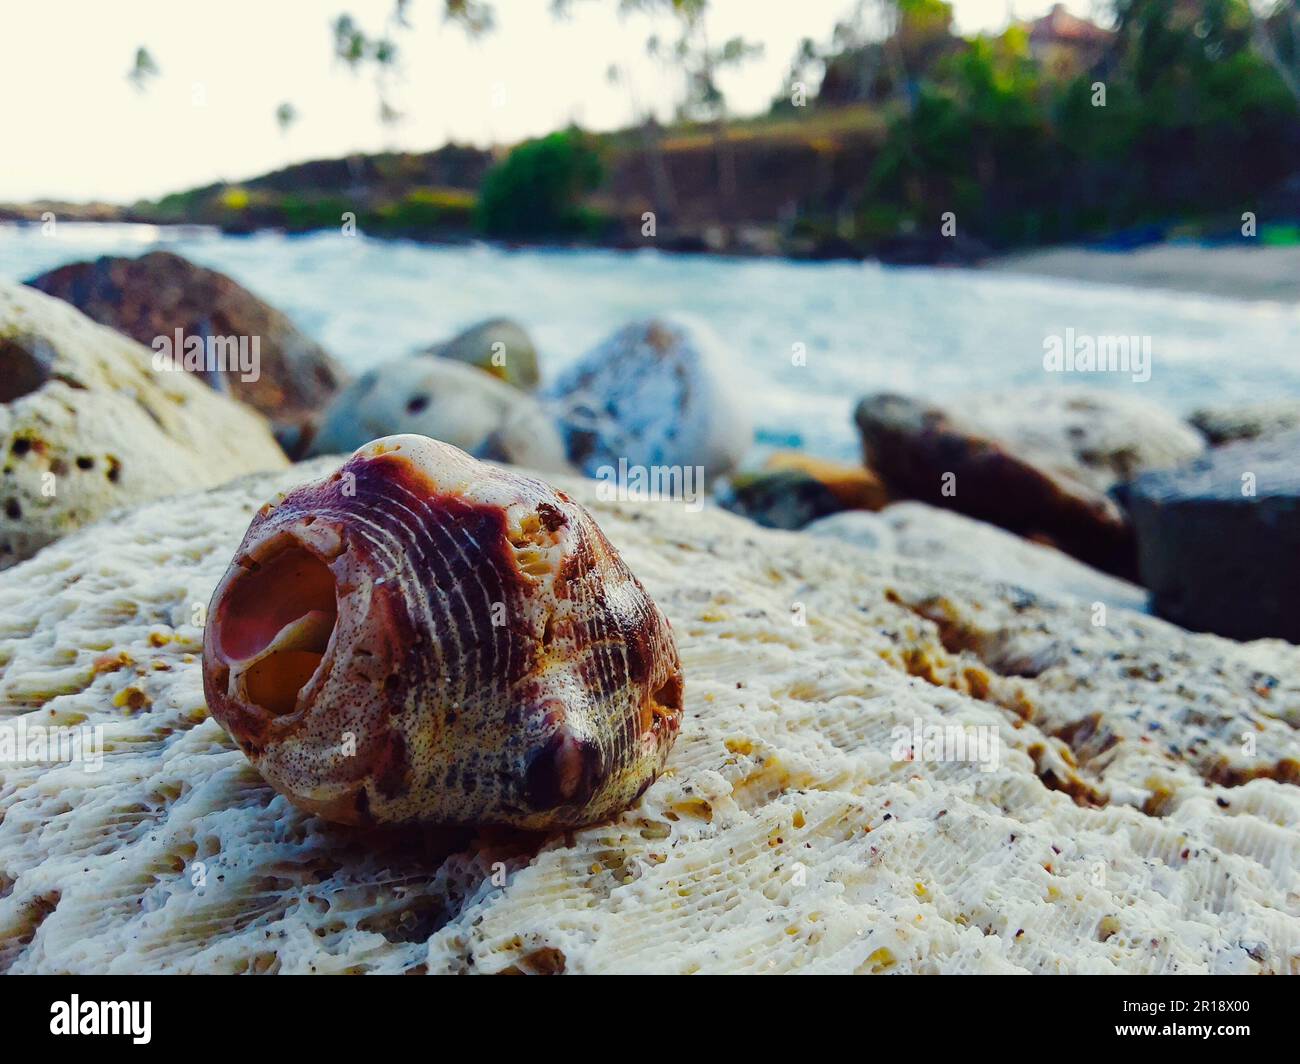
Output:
top-left (27, 251), bottom-right (347, 443)
top-left (307, 354), bottom-right (572, 473)
top-left (718, 470), bottom-right (844, 530)
top-left (422, 317), bottom-right (540, 391)
top-left (875, 231), bottom-right (991, 266)
top-left (939, 388), bottom-right (1205, 496)
top-left (1122, 431), bottom-right (1300, 642)
top-left (855, 392), bottom-right (1138, 577)
top-left (1189, 400), bottom-right (1300, 447)
top-left (0, 281), bottom-right (286, 569)
top-left (808, 503), bottom-right (1148, 613)
top-left (719, 452), bottom-right (888, 530)
top-left (853, 389), bottom-right (1202, 578)
top-left (547, 319), bottom-right (751, 484)
top-left (1, 458), bottom-right (1296, 972)
top-left (764, 451), bottom-right (890, 510)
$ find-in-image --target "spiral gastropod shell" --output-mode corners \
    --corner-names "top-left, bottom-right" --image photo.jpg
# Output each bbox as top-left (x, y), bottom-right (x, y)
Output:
top-left (202, 435), bottom-right (683, 830)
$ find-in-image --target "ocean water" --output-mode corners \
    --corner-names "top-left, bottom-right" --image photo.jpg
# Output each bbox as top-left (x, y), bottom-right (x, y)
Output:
top-left (4, 222), bottom-right (1299, 461)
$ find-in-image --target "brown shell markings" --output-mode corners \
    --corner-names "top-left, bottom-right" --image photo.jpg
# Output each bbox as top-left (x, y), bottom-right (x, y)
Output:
top-left (201, 434), bottom-right (684, 831)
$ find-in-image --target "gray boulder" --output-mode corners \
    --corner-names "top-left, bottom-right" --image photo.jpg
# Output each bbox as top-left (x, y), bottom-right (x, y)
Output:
top-left (1123, 431), bottom-right (1300, 641)
top-left (307, 355), bottom-right (572, 473)
top-left (547, 318), bottom-right (751, 484)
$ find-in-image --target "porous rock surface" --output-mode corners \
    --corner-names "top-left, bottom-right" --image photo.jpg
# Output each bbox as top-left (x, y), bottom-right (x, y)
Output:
top-left (808, 502), bottom-right (1148, 614)
top-left (0, 460), bottom-right (1296, 973)
top-left (0, 281), bottom-right (287, 569)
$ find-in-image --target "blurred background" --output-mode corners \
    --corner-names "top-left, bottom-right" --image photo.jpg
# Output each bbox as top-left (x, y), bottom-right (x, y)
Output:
top-left (4, 1), bottom-right (1299, 450)
top-left (2, 0), bottom-right (1299, 637)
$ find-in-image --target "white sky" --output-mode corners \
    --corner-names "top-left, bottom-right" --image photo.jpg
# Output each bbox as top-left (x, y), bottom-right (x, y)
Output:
top-left (0, 0), bottom-right (1103, 203)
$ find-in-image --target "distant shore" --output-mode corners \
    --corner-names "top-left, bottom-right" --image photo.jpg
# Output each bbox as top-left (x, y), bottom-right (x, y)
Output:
top-left (4, 214), bottom-right (1297, 304)
top-left (983, 243), bottom-right (1300, 303)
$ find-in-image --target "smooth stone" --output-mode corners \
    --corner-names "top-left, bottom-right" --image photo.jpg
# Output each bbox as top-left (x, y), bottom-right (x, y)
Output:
top-left (546, 318), bottom-right (751, 484)
top-left (720, 452), bottom-right (889, 530)
top-left (940, 388), bottom-right (1204, 496)
top-left (307, 354), bottom-right (572, 473)
top-left (422, 317), bottom-right (540, 392)
top-left (854, 392), bottom-right (1137, 578)
top-left (1122, 431), bottom-right (1300, 642)
top-left (719, 470), bottom-right (846, 530)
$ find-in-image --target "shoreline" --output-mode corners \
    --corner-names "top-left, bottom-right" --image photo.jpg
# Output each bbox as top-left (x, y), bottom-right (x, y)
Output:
top-left (982, 243), bottom-right (1300, 303)
top-left (5, 216), bottom-right (1297, 304)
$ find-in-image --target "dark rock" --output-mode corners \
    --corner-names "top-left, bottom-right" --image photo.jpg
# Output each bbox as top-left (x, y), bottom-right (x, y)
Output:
top-left (719, 471), bottom-right (844, 530)
top-left (932, 388), bottom-right (1204, 496)
top-left (853, 388), bottom-right (1204, 579)
top-left (854, 393), bottom-right (1137, 577)
top-left (1123, 431), bottom-right (1300, 642)
top-left (27, 251), bottom-right (347, 448)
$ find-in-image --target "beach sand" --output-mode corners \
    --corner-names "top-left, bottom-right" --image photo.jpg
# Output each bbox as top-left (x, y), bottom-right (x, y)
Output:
top-left (984, 243), bottom-right (1300, 303)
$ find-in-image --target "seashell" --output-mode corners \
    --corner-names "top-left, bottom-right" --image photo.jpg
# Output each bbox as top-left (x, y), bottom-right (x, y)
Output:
top-left (201, 434), bottom-right (684, 830)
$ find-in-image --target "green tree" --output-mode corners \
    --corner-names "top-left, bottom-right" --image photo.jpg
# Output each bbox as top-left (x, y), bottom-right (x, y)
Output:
top-left (869, 27), bottom-right (1055, 245)
top-left (126, 47), bottom-right (160, 91)
top-left (475, 128), bottom-right (606, 238)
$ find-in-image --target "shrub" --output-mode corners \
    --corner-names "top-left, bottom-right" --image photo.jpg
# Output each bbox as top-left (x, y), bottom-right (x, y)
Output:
top-left (475, 128), bottom-right (606, 238)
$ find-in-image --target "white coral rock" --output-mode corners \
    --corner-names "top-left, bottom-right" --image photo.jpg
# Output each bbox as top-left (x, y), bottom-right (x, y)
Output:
top-left (0, 460), bottom-right (1296, 973)
top-left (0, 281), bottom-right (286, 568)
